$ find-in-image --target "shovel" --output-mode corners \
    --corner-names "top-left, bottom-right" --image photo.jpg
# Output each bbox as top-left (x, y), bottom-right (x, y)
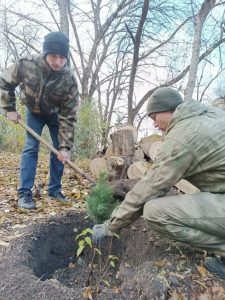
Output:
top-left (18, 119), bottom-right (96, 184)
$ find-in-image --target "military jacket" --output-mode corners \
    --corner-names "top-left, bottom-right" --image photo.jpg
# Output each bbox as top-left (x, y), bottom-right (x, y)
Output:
top-left (0, 54), bottom-right (79, 150)
top-left (107, 100), bottom-right (225, 232)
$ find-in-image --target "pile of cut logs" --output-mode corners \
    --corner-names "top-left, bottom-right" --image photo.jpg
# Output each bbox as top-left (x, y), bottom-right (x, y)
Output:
top-left (90, 126), bottom-right (161, 180)
top-left (89, 125), bottom-right (199, 195)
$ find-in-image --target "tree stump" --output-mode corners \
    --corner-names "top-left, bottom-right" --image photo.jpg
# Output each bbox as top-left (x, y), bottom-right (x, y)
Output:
top-left (108, 126), bottom-right (137, 179)
top-left (110, 125), bottom-right (137, 156)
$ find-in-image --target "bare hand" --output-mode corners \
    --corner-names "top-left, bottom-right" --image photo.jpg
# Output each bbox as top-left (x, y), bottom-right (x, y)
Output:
top-left (57, 150), bottom-right (70, 164)
top-left (7, 111), bottom-right (21, 123)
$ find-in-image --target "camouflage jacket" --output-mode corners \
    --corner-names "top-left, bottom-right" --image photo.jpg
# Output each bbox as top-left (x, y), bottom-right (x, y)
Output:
top-left (106, 100), bottom-right (225, 232)
top-left (0, 54), bottom-right (79, 150)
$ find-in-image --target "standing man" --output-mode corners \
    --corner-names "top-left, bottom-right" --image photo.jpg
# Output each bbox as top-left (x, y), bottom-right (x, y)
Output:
top-left (92, 87), bottom-right (225, 280)
top-left (0, 31), bottom-right (79, 209)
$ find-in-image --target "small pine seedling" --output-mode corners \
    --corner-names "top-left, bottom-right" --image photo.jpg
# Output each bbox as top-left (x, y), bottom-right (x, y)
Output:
top-left (86, 172), bottom-right (119, 223)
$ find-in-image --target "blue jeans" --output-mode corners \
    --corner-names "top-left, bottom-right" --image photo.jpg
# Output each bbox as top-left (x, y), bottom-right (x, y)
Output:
top-left (18, 110), bottom-right (64, 195)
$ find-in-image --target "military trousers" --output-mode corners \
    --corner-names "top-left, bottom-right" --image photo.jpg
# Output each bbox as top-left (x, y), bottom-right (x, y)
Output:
top-left (143, 192), bottom-right (225, 255)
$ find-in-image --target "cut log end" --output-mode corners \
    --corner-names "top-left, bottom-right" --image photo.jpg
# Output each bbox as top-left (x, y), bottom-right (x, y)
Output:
top-left (89, 157), bottom-right (107, 177)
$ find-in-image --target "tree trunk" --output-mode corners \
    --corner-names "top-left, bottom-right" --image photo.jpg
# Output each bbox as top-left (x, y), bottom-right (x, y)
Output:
top-left (184, 0), bottom-right (216, 101)
top-left (127, 0), bottom-right (150, 124)
top-left (57, 0), bottom-right (69, 36)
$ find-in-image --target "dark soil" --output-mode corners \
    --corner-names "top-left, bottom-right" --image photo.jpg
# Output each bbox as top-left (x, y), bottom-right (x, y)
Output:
top-left (1, 212), bottom-right (225, 300)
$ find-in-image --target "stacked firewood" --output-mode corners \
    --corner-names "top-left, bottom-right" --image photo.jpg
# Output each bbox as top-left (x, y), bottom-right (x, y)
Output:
top-left (89, 126), bottom-right (162, 180)
top-left (89, 125), bottom-right (200, 195)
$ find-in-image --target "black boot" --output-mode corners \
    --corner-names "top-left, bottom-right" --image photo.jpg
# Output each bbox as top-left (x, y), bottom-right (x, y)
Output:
top-left (49, 191), bottom-right (68, 203)
top-left (18, 191), bottom-right (36, 209)
top-left (204, 256), bottom-right (225, 280)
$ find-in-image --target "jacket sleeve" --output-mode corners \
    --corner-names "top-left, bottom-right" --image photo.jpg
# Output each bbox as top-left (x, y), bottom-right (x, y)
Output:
top-left (106, 138), bottom-right (196, 232)
top-left (0, 61), bottom-right (22, 113)
top-left (58, 80), bottom-right (80, 151)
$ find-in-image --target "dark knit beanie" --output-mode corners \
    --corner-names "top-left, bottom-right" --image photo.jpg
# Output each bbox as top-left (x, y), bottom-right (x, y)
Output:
top-left (43, 31), bottom-right (69, 59)
top-left (147, 87), bottom-right (183, 116)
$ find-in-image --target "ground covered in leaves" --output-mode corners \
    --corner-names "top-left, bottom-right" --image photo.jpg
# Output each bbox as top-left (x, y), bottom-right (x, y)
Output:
top-left (0, 151), bottom-right (90, 231)
top-left (1, 152), bottom-right (225, 300)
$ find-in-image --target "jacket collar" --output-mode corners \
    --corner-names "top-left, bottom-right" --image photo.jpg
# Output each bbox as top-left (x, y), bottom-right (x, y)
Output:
top-left (166, 100), bottom-right (209, 133)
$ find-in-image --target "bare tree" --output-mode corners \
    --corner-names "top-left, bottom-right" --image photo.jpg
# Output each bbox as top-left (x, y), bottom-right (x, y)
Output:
top-left (184, 0), bottom-right (216, 101)
top-left (126, 0), bottom-right (150, 124)
top-left (57, 0), bottom-right (69, 35)
top-left (0, 0), bottom-right (225, 140)
top-left (68, 0), bottom-right (134, 98)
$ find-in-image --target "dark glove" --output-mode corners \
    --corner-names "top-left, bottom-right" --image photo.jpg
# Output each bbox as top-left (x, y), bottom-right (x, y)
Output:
top-left (92, 223), bottom-right (114, 243)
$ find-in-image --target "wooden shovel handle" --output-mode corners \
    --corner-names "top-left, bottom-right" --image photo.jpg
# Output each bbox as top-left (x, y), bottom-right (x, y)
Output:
top-left (18, 119), bottom-right (96, 184)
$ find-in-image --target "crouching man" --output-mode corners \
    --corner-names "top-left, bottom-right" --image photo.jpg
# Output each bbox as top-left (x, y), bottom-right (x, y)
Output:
top-left (92, 87), bottom-right (225, 280)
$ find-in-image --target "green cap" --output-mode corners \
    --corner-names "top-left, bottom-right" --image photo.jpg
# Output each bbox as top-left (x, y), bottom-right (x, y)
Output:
top-left (147, 87), bottom-right (183, 116)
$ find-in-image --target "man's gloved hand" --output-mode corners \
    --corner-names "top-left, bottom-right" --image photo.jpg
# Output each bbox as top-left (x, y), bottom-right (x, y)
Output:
top-left (92, 223), bottom-right (114, 244)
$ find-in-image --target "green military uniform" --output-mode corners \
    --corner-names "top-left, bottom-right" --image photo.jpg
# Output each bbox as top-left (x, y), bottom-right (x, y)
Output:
top-left (0, 54), bottom-right (79, 150)
top-left (106, 100), bottom-right (225, 255)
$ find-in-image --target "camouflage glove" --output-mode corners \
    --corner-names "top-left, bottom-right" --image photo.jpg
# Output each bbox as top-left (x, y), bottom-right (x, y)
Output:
top-left (92, 223), bottom-right (114, 243)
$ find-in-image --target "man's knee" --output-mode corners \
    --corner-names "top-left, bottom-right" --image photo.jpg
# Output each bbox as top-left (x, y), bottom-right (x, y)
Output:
top-left (24, 136), bottom-right (40, 152)
top-left (143, 199), bottom-right (164, 223)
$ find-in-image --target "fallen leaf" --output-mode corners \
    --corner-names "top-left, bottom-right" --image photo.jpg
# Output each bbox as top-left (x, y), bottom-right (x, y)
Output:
top-left (169, 291), bottom-right (185, 300)
top-left (154, 259), bottom-right (167, 267)
top-left (169, 272), bottom-right (185, 280)
top-left (196, 265), bottom-right (207, 277)
top-left (68, 262), bottom-right (76, 269)
top-left (113, 286), bottom-right (122, 294)
top-left (0, 240), bottom-right (9, 247)
top-left (124, 262), bottom-right (130, 267)
top-left (193, 279), bottom-right (208, 289)
top-left (0, 215), bottom-right (7, 224)
top-left (131, 226), bottom-right (138, 230)
top-left (83, 286), bottom-right (93, 300)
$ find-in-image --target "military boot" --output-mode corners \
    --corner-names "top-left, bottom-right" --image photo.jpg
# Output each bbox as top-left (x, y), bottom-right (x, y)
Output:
top-left (18, 191), bottom-right (36, 209)
top-left (204, 256), bottom-right (225, 280)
